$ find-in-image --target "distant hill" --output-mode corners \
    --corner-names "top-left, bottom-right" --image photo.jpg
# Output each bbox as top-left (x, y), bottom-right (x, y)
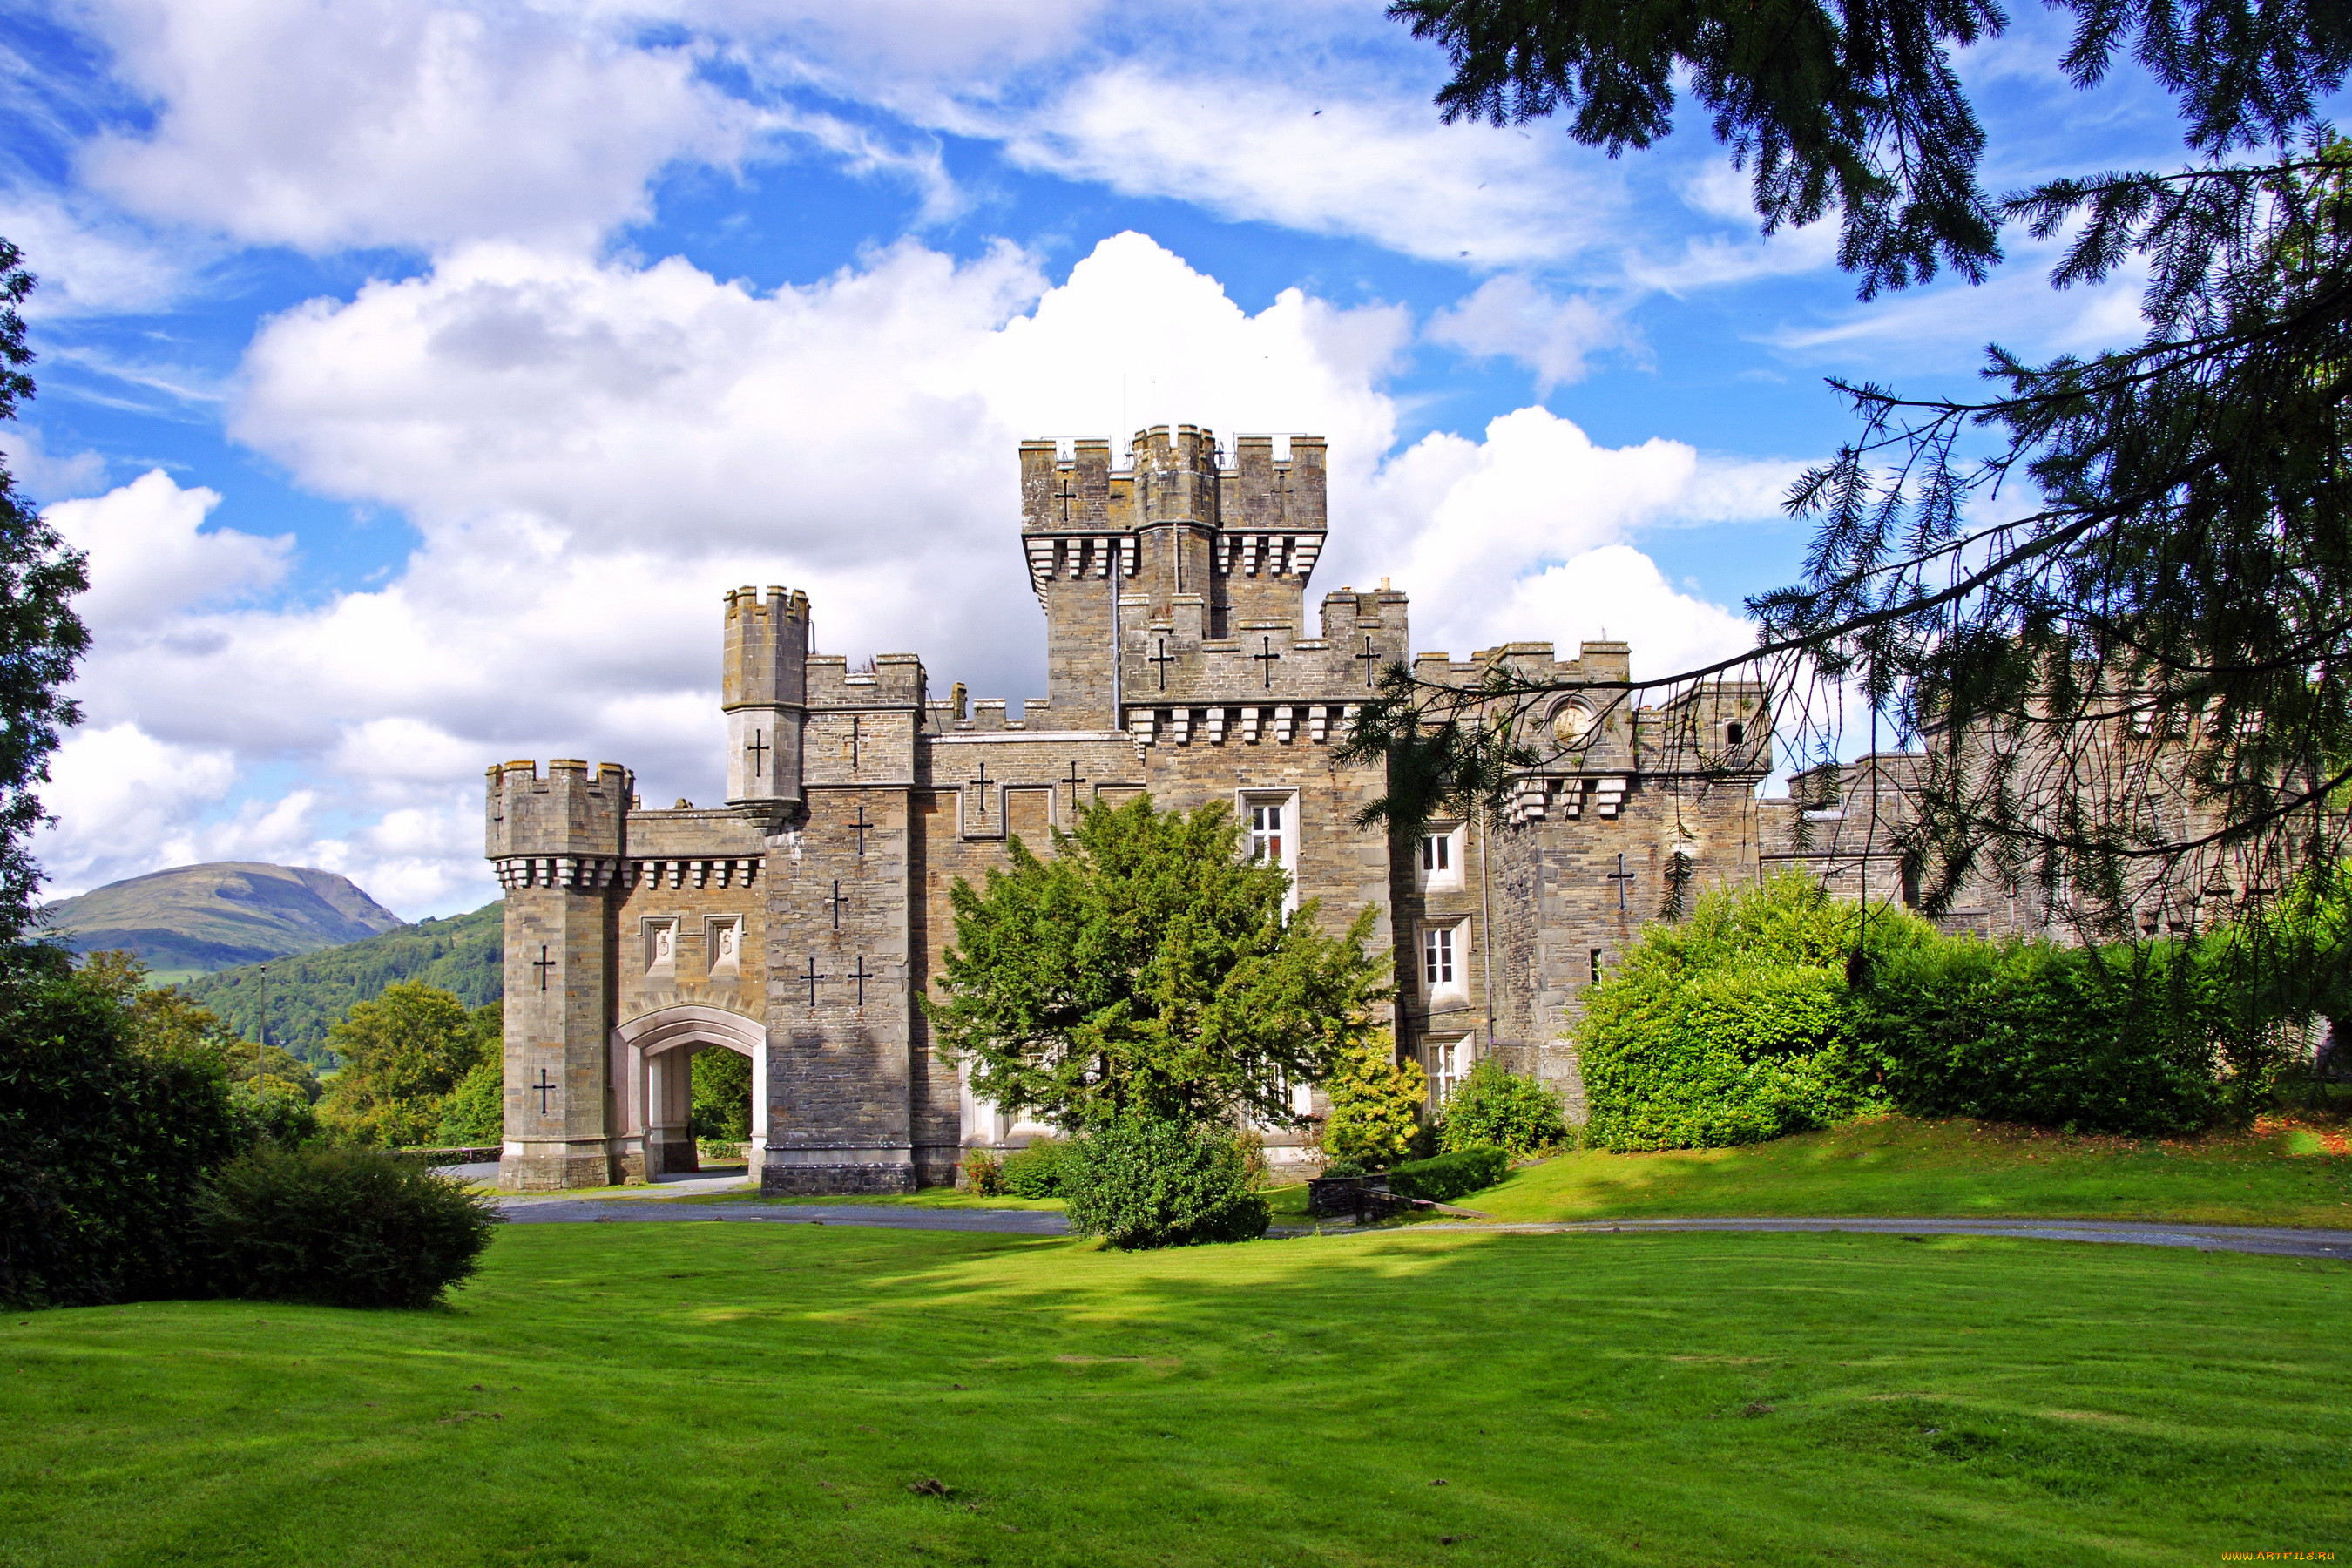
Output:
top-left (178, 900), bottom-right (503, 1063)
top-left (41, 862), bottom-right (408, 980)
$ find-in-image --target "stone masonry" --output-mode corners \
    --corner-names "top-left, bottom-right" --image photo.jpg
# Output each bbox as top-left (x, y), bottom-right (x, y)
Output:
top-left (490, 423), bottom-right (1817, 1192)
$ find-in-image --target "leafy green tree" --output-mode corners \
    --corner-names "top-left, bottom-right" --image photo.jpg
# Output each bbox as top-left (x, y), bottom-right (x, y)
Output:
top-left (435, 1059), bottom-right (503, 1145)
top-left (1374, 2), bottom-right (2352, 934)
top-left (320, 982), bottom-right (486, 1146)
top-left (1436, 1058), bottom-right (1566, 1156)
top-left (1319, 1037), bottom-right (1428, 1169)
top-left (0, 947), bottom-right (246, 1307)
top-left (927, 797), bottom-right (1390, 1130)
top-left (690, 1048), bottom-right (752, 1142)
top-left (74, 950), bottom-right (318, 1145)
top-left (431, 1005), bottom-right (505, 1145)
top-left (0, 239), bottom-right (90, 943)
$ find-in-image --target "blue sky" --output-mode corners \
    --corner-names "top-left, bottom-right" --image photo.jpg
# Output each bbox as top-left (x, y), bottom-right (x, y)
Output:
top-left (1, 0), bottom-right (2200, 916)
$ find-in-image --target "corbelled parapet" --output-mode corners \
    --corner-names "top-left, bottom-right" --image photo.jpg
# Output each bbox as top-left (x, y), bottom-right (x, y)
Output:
top-left (722, 584), bottom-right (810, 810)
top-left (485, 759), bottom-right (630, 887)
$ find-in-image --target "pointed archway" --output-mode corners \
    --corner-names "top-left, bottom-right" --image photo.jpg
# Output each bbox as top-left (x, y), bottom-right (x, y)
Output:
top-left (612, 1005), bottom-right (769, 1181)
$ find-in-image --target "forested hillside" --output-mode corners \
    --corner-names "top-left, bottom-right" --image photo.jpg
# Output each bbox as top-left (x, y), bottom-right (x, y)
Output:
top-left (178, 901), bottom-right (501, 1062)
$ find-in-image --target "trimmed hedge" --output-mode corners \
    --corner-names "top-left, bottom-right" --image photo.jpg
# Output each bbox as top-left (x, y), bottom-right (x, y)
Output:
top-left (1061, 1119), bottom-right (1268, 1248)
top-left (1856, 939), bottom-right (2228, 1136)
top-left (1385, 1144), bottom-right (1511, 1203)
top-left (196, 1146), bottom-right (501, 1308)
top-left (1578, 875), bottom-right (2285, 1151)
top-left (1578, 877), bottom-right (1931, 1152)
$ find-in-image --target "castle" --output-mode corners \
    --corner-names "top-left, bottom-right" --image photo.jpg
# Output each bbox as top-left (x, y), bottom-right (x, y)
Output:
top-left (489, 425), bottom-right (1975, 1193)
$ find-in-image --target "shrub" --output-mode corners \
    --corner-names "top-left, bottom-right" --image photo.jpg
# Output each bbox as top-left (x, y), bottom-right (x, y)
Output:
top-left (1436, 1059), bottom-right (1566, 1155)
top-left (1319, 1158), bottom-right (1367, 1179)
top-left (436, 1058), bottom-right (503, 1145)
top-left (195, 1146), bottom-right (501, 1308)
top-left (959, 1146), bottom-right (1004, 1195)
top-left (1385, 1144), bottom-right (1511, 1203)
top-left (1061, 1119), bottom-right (1269, 1248)
top-left (1856, 938), bottom-right (2234, 1136)
top-left (1578, 877), bottom-right (1934, 1151)
top-left (1321, 1037), bottom-right (1426, 1169)
top-left (0, 950), bottom-right (248, 1308)
top-left (997, 1135), bottom-right (1071, 1198)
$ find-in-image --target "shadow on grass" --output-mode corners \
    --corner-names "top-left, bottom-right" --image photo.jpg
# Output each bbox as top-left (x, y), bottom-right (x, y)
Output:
top-left (7, 1208), bottom-right (2348, 1566)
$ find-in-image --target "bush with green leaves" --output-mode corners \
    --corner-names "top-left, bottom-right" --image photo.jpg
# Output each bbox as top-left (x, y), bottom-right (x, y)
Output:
top-left (1320, 1037), bottom-right (1427, 1169)
top-left (195, 1146), bottom-right (501, 1308)
top-left (1385, 1144), bottom-right (1511, 1204)
top-left (997, 1136), bottom-right (1071, 1198)
top-left (1436, 1058), bottom-right (1565, 1155)
top-left (0, 950), bottom-right (247, 1308)
top-left (1060, 1118), bottom-right (1269, 1249)
top-left (1578, 875), bottom-right (1937, 1152)
top-left (1855, 938), bottom-right (2239, 1137)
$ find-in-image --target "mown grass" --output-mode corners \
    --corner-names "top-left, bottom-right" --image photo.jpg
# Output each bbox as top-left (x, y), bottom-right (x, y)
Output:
top-left (1470, 1114), bottom-right (2352, 1227)
top-left (5, 1220), bottom-right (2347, 1565)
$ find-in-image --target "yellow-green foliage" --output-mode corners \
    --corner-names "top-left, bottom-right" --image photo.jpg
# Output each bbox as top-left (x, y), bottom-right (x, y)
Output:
top-left (321, 983), bottom-right (489, 1146)
top-left (1578, 875), bottom-right (1937, 1152)
top-left (1320, 1037), bottom-right (1426, 1168)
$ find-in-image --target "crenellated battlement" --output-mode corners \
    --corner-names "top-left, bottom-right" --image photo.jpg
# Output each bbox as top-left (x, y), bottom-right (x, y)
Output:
top-left (1019, 428), bottom-right (1328, 588)
top-left (1020, 424), bottom-right (1335, 727)
top-left (720, 585), bottom-right (811, 808)
top-left (485, 758), bottom-right (631, 864)
top-left (722, 585), bottom-right (809, 707)
top-left (724, 583), bottom-right (808, 618)
top-left (806, 652), bottom-right (926, 707)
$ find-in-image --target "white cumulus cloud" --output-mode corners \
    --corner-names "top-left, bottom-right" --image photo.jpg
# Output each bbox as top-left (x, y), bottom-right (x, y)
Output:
top-left (44, 469), bottom-right (293, 635)
top-left (1425, 275), bottom-right (1630, 390)
top-left (77, 0), bottom-right (760, 253)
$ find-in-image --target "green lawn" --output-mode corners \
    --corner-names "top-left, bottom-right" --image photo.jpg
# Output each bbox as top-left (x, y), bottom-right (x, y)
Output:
top-left (1467, 1114), bottom-right (2352, 1228)
top-left (6, 1221), bottom-right (2346, 1565)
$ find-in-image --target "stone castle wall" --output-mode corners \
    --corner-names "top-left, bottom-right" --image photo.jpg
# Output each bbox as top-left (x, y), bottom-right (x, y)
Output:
top-left (491, 425), bottom-right (1859, 1190)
